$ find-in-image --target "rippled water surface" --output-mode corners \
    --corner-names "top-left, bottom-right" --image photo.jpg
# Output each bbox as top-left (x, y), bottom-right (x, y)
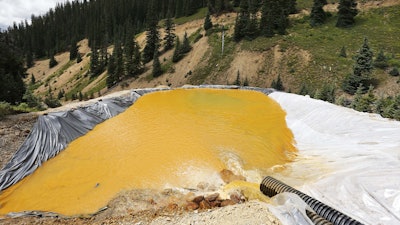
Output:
top-left (0, 88), bottom-right (296, 216)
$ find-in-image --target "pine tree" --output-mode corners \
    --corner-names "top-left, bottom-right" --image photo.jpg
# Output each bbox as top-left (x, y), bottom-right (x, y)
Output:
top-left (351, 84), bottom-right (369, 112)
top-left (90, 47), bottom-right (100, 77)
top-left (389, 67), bottom-right (399, 76)
top-left (181, 32), bottom-right (192, 54)
top-left (234, 70), bottom-right (241, 86)
top-left (114, 41), bottom-right (124, 82)
top-left (163, 17), bottom-right (176, 52)
top-left (342, 38), bottom-right (373, 94)
top-left (336, 0), bottom-right (358, 28)
top-left (243, 77), bottom-right (249, 86)
top-left (152, 48), bottom-right (162, 78)
top-left (310, 0), bottom-right (328, 27)
top-left (26, 51), bottom-right (34, 68)
top-left (260, 0), bottom-right (275, 37)
top-left (287, 0), bottom-right (297, 14)
top-left (76, 52), bottom-right (82, 63)
top-left (354, 38), bottom-right (373, 83)
top-left (49, 52), bottom-right (58, 68)
top-left (204, 11), bottom-right (213, 31)
top-left (124, 34), bottom-right (143, 78)
top-left (373, 49), bottom-right (388, 69)
top-left (69, 40), bottom-right (79, 60)
top-left (271, 74), bottom-right (284, 91)
top-left (106, 41), bottom-right (123, 88)
top-left (142, 2), bottom-right (160, 63)
top-left (234, 0), bottom-right (250, 41)
top-left (30, 74), bottom-right (36, 85)
top-left (23, 88), bottom-right (41, 108)
top-left (172, 36), bottom-right (182, 63)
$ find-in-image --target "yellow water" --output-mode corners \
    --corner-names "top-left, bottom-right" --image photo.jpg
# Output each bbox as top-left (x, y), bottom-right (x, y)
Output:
top-left (0, 88), bottom-right (296, 216)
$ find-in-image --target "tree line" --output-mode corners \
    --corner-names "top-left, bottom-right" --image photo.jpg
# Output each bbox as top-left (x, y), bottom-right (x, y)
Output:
top-left (4, 0), bottom-right (208, 63)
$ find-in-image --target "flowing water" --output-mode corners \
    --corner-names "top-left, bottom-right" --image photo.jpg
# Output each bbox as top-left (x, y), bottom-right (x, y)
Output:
top-left (0, 88), bottom-right (296, 216)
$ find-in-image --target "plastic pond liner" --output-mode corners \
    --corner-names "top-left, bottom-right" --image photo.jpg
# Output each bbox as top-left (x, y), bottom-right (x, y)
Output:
top-left (0, 86), bottom-right (297, 217)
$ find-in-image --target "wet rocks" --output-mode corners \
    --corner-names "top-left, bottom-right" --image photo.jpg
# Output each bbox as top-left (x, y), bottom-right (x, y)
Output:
top-left (185, 192), bottom-right (245, 211)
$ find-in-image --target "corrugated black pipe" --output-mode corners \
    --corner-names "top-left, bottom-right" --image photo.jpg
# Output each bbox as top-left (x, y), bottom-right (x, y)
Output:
top-left (306, 210), bottom-right (334, 225)
top-left (260, 176), bottom-right (364, 225)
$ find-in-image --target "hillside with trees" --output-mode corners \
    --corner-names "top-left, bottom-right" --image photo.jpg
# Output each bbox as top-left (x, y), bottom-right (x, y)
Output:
top-left (0, 0), bottom-right (400, 120)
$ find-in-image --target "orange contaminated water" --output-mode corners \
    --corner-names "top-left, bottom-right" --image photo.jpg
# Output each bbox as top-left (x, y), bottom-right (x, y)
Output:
top-left (0, 88), bottom-right (296, 216)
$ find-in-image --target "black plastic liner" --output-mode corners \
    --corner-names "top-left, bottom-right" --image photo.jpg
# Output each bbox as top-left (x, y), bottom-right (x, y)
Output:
top-left (0, 96), bottom-right (137, 192)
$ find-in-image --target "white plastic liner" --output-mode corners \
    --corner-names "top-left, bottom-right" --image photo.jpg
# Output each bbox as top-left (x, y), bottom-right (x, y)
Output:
top-left (269, 92), bottom-right (400, 225)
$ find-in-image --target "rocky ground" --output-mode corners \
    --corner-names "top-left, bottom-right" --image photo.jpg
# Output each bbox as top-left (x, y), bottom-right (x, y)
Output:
top-left (0, 114), bottom-right (282, 225)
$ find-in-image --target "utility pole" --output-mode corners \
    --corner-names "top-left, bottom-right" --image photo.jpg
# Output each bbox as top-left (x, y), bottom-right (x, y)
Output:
top-left (221, 25), bottom-right (225, 55)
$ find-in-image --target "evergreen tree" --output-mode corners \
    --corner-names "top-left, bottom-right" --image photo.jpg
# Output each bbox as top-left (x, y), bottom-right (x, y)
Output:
top-left (76, 52), bottom-right (82, 63)
top-left (389, 67), bottom-right (399, 76)
top-left (260, 0), bottom-right (290, 37)
top-left (342, 38), bottom-right (373, 94)
top-left (152, 48), bottom-right (162, 78)
top-left (163, 17), bottom-right (176, 52)
top-left (23, 88), bottom-right (42, 109)
top-left (26, 51), bottom-right (34, 68)
top-left (172, 36), bottom-right (182, 63)
top-left (287, 0), bottom-right (297, 14)
top-left (351, 84), bottom-right (376, 112)
top-left (78, 91), bottom-right (83, 101)
top-left (49, 52), bottom-right (58, 68)
top-left (336, 0), bottom-right (358, 28)
top-left (132, 41), bottom-right (144, 76)
top-left (204, 11), bottom-right (213, 31)
top-left (69, 40), bottom-right (79, 60)
top-left (30, 74), bottom-right (36, 85)
top-left (260, 0), bottom-right (275, 37)
top-left (142, 2), bottom-right (161, 63)
top-left (181, 32), bottom-right (192, 54)
top-left (243, 77), bottom-right (249, 86)
top-left (271, 74), bottom-right (284, 91)
top-left (107, 53), bottom-right (116, 88)
top-left (234, 0), bottom-right (250, 41)
top-left (107, 41), bottom-right (124, 86)
top-left (310, 0), bottom-right (328, 27)
top-left (114, 42), bottom-right (124, 81)
top-left (234, 70), bottom-right (241, 86)
top-left (353, 38), bottom-right (373, 83)
top-left (44, 86), bottom-right (61, 108)
top-left (1, 32), bottom-right (27, 105)
top-left (90, 47), bottom-right (100, 77)
top-left (351, 84), bottom-right (369, 112)
top-left (373, 49), bottom-right (388, 69)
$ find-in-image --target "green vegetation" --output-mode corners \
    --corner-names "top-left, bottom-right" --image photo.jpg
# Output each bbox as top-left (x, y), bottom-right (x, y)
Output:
top-left (45, 60), bottom-right (75, 85)
top-left (174, 8), bottom-right (208, 25)
top-left (189, 31), bottom-right (236, 84)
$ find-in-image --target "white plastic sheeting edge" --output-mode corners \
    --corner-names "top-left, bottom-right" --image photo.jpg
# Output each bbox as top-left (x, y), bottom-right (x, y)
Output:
top-left (269, 92), bottom-right (400, 225)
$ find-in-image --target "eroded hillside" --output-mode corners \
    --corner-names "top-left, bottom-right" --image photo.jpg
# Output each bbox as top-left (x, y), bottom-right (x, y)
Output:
top-left (26, 0), bottom-right (400, 103)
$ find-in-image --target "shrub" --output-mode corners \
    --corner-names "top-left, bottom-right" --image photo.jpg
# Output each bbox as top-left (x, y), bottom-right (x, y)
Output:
top-left (389, 67), bottom-right (399, 76)
top-left (0, 102), bottom-right (13, 119)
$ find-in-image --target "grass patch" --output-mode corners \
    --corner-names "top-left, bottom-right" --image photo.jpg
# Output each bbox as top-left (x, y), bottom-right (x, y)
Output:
top-left (174, 8), bottom-right (208, 25)
top-left (88, 76), bottom-right (107, 96)
top-left (45, 60), bottom-right (75, 84)
top-left (189, 32), bottom-right (236, 84)
top-left (281, 5), bottom-right (400, 90)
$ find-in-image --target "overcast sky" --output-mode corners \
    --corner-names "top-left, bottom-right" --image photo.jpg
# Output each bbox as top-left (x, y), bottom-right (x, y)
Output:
top-left (0, 0), bottom-right (66, 30)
